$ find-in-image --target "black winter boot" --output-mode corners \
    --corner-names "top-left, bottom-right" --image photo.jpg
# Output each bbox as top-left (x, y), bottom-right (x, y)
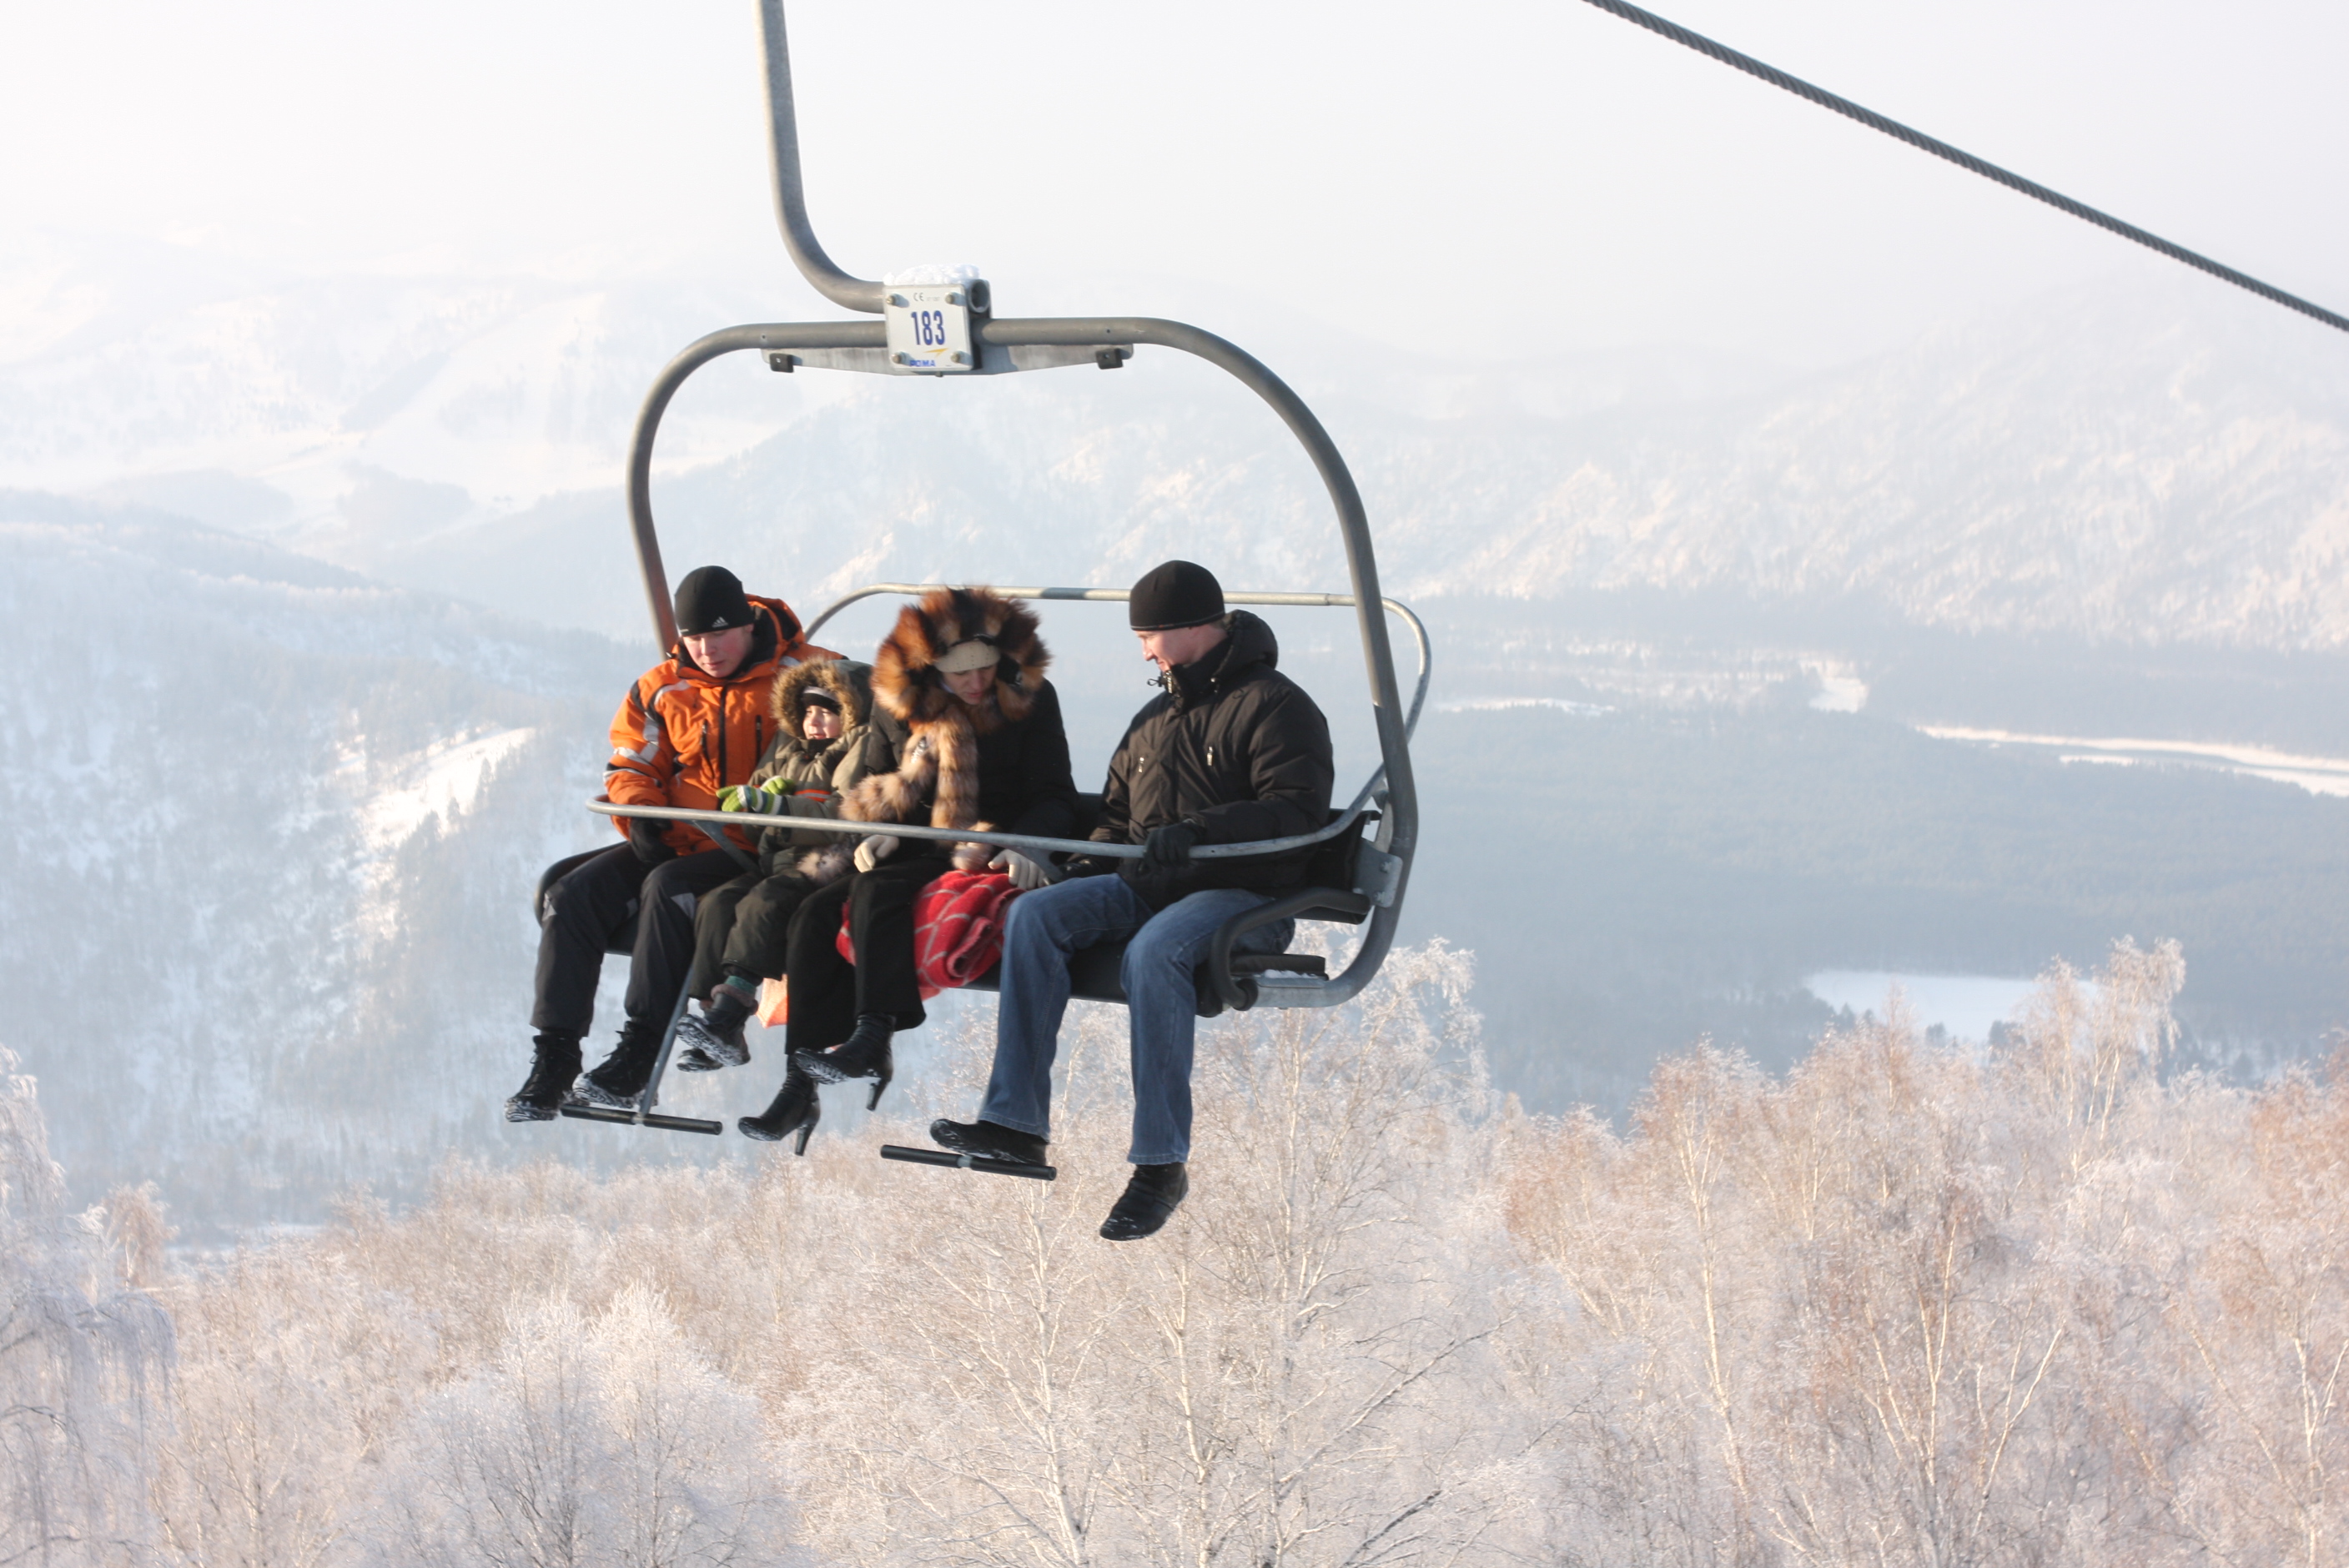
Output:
top-left (1099, 1163), bottom-right (1189, 1241)
top-left (574, 1019), bottom-right (665, 1109)
top-left (675, 988), bottom-right (754, 1072)
top-left (505, 1033), bottom-right (582, 1123)
top-left (928, 1118), bottom-right (1049, 1167)
top-left (793, 1013), bottom-right (895, 1110)
top-left (737, 1066), bottom-right (821, 1153)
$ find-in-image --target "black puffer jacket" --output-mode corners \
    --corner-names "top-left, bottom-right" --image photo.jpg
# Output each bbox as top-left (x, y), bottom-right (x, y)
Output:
top-left (1094, 611), bottom-right (1335, 903)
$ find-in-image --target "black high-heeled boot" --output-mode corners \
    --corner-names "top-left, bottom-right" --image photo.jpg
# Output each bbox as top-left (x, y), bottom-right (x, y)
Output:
top-left (737, 1067), bottom-right (820, 1153)
top-left (792, 1013), bottom-right (895, 1110)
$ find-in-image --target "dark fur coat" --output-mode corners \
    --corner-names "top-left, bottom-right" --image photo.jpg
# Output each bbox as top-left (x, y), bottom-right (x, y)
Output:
top-left (802, 587), bottom-right (1077, 882)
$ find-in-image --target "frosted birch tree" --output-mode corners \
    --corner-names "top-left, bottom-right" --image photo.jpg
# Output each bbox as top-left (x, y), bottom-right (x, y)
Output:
top-left (0, 1048), bottom-right (172, 1567)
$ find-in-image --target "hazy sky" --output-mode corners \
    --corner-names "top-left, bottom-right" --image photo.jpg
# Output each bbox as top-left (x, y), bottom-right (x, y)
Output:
top-left (3, 0), bottom-right (2346, 367)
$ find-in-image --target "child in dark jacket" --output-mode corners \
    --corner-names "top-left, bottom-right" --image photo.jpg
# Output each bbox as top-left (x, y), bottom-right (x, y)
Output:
top-left (670, 658), bottom-right (878, 1074)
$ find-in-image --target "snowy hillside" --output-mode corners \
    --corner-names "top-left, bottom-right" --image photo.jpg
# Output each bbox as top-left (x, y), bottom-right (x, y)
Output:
top-left (0, 495), bottom-right (644, 1230)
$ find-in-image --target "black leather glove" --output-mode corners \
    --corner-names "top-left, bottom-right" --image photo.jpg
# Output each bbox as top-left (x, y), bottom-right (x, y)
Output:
top-left (1060, 853), bottom-right (1117, 879)
top-left (627, 814), bottom-right (677, 866)
top-left (1141, 821), bottom-right (1201, 874)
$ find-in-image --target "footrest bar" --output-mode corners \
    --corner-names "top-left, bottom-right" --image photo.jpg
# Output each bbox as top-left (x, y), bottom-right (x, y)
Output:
top-left (557, 1105), bottom-right (725, 1135)
top-left (879, 1144), bottom-right (1058, 1181)
top-left (643, 1113), bottom-right (726, 1134)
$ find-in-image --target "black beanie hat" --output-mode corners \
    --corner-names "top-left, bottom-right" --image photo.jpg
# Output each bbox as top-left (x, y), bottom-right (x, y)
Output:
top-left (674, 565), bottom-right (755, 636)
top-left (1129, 560), bottom-right (1225, 631)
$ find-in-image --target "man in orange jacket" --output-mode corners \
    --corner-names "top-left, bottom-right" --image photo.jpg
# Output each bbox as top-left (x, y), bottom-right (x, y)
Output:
top-left (507, 565), bottom-right (839, 1122)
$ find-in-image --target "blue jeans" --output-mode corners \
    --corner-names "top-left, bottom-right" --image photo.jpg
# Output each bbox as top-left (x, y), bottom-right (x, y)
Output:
top-left (981, 876), bottom-right (1294, 1164)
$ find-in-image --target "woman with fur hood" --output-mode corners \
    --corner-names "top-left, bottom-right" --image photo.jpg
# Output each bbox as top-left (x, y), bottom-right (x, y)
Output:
top-left (737, 586), bottom-right (1079, 1147)
top-left (668, 657), bottom-right (877, 1075)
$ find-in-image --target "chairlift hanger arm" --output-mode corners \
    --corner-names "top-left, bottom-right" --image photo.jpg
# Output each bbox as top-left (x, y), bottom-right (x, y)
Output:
top-left (627, 3), bottom-right (1416, 1005)
top-left (623, 317), bottom-right (1416, 927)
top-left (757, 0), bottom-right (886, 314)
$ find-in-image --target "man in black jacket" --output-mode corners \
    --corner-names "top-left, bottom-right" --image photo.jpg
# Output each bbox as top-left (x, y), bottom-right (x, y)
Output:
top-left (933, 561), bottom-right (1335, 1239)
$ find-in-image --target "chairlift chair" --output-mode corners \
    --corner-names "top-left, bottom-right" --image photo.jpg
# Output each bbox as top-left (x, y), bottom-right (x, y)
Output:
top-left (548, 0), bottom-right (1424, 1136)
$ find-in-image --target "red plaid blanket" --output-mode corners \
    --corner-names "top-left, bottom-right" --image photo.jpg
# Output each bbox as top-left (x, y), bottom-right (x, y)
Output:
top-left (836, 868), bottom-right (1023, 998)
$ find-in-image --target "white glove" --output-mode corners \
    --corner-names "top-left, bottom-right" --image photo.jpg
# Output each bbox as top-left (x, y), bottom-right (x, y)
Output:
top-left (853, 834), bottom-right (902, 873)
top-left (988, 848), bottom-right (1059, 890)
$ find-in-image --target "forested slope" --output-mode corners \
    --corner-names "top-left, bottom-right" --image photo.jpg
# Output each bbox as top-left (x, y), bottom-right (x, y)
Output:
top-left (10, 941), bottom-right (2344, 1565)
top-left (0, 496), bottom-right (636, 1229)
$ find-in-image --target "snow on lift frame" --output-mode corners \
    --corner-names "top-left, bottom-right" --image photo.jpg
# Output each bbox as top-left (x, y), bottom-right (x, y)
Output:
top-left (552, 0), bottom-right (1426, 1136)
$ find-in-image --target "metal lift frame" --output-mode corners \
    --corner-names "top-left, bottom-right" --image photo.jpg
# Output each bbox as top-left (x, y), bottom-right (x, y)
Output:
top-left (568, 0), bottom-right (1421, 1130)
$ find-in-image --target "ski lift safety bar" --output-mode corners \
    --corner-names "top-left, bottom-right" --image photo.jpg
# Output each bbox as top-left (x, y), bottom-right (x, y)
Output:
top-left (586, 795), bottom-right (1374, 867)
top-left (589, 585), bottom-right (1426, 868)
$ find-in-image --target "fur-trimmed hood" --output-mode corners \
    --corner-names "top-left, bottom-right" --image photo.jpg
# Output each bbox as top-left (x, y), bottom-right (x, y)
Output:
top-left (802, 589), bottom-right (1063, 883)
top-left (870, 586), bottom-right (1050, 736)
top-left (772, 657), bottom-right (874, 741)
top-left (746, 658), bottom-right (878, 811)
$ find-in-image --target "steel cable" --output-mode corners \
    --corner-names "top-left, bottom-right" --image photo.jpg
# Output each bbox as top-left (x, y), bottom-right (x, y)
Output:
top-left (1576, 0), bottom-right (2349, 336)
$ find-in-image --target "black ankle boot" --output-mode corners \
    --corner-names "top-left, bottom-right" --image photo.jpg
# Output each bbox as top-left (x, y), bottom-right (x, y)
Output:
top-left (676, 988), bottom-right (754, 1071)
top-left (506, 1032), bottom-right (582, 1122)
top-left (1100, 1163), bottom-right (1189, 1241)
top-left (576, 1019), bottom-right (663, 1108)
top-left (929, 1118), bottom-right (1049, 1166)
top-left (793, 1013), bottom-right (895, 1110)
top-left (737, 1067), bottom-right (820, 1153)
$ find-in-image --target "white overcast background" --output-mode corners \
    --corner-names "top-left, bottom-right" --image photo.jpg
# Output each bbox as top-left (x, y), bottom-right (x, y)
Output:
top-left (4, 0), bottom-right (2346, 369)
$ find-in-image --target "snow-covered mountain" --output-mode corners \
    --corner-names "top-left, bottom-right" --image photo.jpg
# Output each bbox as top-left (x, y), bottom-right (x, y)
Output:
top-left (1, 233), bottom-right (812, 526)
top-left (0, 495), bottom-right (649, 1231)
top-left (1391, 280), bottom-right (2349, 648)
top-left (11, 235), bottom-right (2349, 651)
top-left (13, 232), bottom-right (2349, 647)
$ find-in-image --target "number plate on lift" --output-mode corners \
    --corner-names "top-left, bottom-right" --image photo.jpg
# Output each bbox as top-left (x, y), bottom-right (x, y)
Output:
top-left (884, 285), bottom-right (974, 373)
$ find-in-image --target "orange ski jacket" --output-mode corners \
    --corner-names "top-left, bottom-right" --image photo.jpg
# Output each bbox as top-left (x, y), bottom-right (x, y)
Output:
top-left (606, 595), bottom-right (841, 855)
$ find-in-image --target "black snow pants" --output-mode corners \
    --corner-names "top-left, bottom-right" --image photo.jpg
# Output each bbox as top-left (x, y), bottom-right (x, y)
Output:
top-left (531, 845), bottom-right (744, 1038)
top-left (782, 851), bottom-right (945, 1053)
top-left (684, 868), bottom-right (820, 1002)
